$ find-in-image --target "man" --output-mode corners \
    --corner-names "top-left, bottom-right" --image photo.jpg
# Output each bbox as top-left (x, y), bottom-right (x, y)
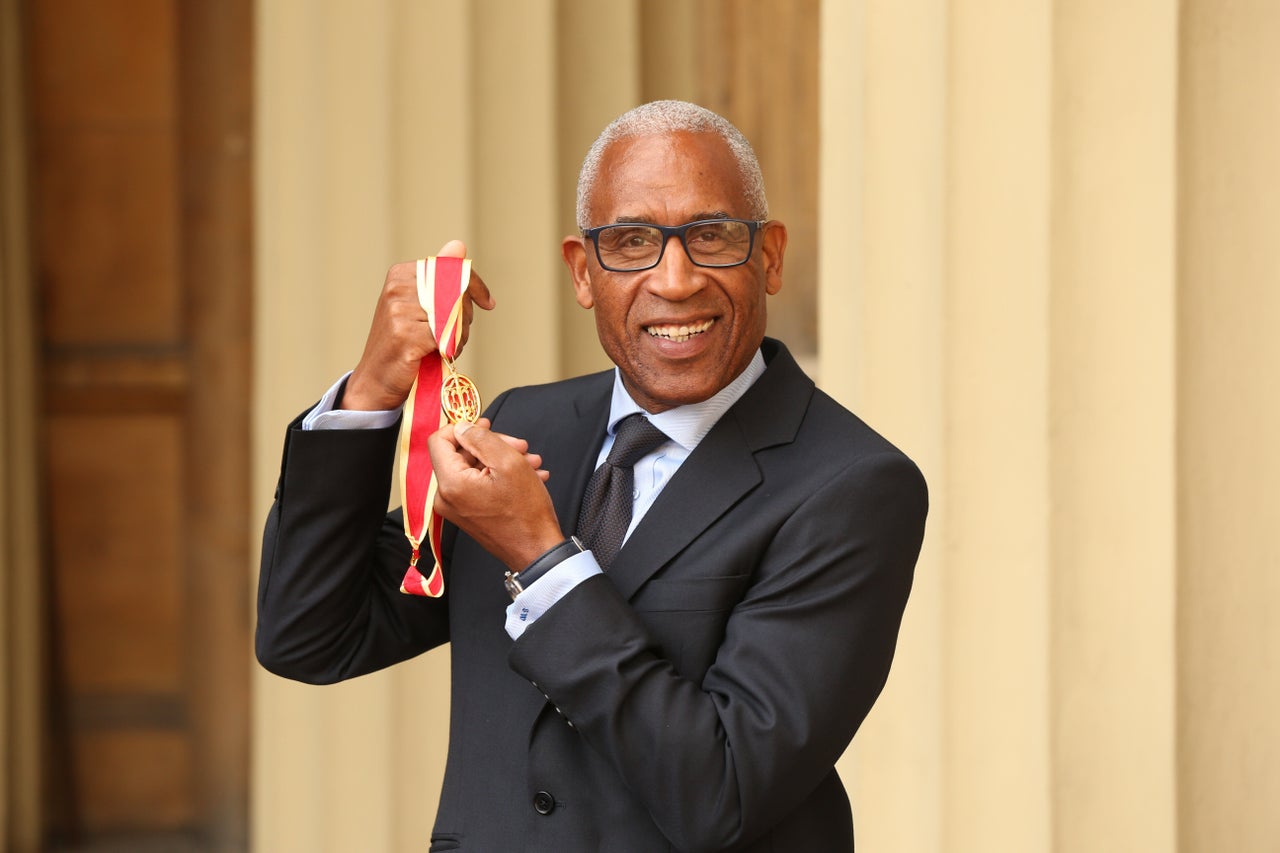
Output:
top-left (257, 100), bottom-right (927, 852)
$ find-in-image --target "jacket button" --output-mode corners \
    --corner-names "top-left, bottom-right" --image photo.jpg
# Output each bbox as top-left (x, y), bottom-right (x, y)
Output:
top-left (533, 790), bottom-right (555, 815)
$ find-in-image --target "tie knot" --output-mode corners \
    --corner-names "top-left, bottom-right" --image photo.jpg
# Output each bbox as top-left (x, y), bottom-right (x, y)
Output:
top-left (607, 414), bottom-right (668, 468)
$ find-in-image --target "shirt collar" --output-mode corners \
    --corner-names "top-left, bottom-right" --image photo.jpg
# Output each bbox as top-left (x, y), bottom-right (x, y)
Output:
top-left (605, 349), bottom-right (767, 453)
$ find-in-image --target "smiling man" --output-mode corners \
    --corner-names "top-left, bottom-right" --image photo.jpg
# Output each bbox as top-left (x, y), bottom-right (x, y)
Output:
top-left (257, 101), bottom-right (927, 852)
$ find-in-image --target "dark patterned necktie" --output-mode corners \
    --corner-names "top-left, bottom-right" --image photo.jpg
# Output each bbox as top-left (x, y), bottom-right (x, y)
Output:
top-left (576, 414), bottom-right (669, 569)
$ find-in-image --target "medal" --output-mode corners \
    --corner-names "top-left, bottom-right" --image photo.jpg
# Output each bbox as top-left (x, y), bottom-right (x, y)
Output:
top-left (440, 356), bottom-right (482, 424)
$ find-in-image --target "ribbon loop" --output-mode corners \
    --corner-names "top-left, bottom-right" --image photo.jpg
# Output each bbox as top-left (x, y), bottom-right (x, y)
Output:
top-left (398, 256), bottom-right (477, 597)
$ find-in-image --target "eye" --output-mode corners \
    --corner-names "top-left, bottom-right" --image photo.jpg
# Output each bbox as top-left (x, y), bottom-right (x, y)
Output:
top-left (687, 221), bottom-right (742, 246)
top-left (599, 226), bottom-right (661, 251)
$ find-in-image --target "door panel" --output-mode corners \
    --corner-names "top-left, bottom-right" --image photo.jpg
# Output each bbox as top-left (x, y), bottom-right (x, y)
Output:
top-left (26, 0), bottom-right (251, 847)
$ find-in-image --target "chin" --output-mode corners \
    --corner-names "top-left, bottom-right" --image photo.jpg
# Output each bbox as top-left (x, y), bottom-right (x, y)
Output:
top-left (651, 384), bottom-right (718, 410)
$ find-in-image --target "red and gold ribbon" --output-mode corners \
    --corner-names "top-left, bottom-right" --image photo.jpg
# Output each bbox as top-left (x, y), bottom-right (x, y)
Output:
top-left (398, 256), bottom-right (480, 597)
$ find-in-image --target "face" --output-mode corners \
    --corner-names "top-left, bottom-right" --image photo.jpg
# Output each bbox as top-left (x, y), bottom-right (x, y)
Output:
top-left (562, 131), bottom-right (787, 413)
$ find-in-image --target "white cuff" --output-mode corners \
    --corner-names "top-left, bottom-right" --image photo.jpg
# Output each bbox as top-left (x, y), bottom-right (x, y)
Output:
top-left (303, 371), bottom-right (402, 431)
top-left (505, 550), bottom-right (602, 640)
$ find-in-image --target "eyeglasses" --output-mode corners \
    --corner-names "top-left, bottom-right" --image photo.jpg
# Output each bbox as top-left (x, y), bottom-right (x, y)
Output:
top-left (581, 218), bottom-right (766, 272)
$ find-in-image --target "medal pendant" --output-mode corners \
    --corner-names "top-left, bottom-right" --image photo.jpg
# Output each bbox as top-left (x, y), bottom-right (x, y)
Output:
top-left (440, 356), bottom-right (482, 424)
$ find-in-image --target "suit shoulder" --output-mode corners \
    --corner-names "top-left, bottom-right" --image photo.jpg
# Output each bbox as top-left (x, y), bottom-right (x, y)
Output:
top-left (805, 387), bottom-right (908, 456)
top-left (783, 387), bottom-right (926, 498)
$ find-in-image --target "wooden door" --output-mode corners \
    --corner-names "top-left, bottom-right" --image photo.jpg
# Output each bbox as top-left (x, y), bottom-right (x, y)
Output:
top-left (25, 1), bottom-right (251, 848)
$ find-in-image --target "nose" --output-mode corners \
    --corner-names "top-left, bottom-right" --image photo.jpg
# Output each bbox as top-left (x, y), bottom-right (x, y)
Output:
top-left (647, 234), bottom-right (706, 301)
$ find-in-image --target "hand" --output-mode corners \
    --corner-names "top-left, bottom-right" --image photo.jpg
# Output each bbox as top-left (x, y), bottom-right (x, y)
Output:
top-left (343, 239), bottom-right (496, 411)
top-left (429, 420), bottom-right (564, 571)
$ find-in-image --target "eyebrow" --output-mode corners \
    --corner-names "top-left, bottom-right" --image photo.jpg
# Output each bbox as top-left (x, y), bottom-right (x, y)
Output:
top-left (611, 211), bottom-right (733, 225)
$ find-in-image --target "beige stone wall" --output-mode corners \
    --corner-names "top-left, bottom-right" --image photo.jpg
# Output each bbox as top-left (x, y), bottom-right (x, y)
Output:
top-left (1176, 3), bottom-right (1280, 850)
top-left (252, 1), bottom-right (1280, 850)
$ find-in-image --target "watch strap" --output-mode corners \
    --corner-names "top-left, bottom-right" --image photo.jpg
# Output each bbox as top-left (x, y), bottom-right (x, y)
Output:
top-left (504, 536), bottom-right (585, 600)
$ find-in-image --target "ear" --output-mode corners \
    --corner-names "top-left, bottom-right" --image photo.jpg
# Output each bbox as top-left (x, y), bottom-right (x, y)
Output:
top-left (760, 221), bottom-right (787, 296)
top-left (562, 235), bottom-right (595, 309)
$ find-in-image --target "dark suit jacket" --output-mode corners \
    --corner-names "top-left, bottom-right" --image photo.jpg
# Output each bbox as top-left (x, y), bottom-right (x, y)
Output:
top-left (257, 338), bottom-right (927, 852)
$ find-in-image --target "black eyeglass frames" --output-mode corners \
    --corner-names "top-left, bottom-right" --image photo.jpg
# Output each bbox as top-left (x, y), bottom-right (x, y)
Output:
top-left (581, 218), bottom-right (767, 272)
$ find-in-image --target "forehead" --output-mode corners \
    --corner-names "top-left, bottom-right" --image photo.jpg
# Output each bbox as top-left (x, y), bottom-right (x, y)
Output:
top-left (590, 131), bottom-right (749, 223)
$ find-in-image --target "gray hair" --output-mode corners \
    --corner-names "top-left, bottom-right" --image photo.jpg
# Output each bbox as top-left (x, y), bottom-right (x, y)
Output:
top-left (575, 100), bottom-right (769, 229)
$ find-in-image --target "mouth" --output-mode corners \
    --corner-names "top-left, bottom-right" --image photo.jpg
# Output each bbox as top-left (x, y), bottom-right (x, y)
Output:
top-left (644, 318), bottom-right (716, 343)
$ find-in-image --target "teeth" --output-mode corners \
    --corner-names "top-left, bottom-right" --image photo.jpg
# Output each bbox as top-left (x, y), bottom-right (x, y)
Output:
top-left (646, 319), bottom-right (714, 342)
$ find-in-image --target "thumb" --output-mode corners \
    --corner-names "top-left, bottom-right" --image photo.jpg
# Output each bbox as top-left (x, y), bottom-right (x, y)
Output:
top-left (436, 239), bottom-right (467, 259)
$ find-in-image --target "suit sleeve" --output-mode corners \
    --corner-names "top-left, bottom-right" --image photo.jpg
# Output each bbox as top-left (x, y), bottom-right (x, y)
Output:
top-left (254, 410), bottom-right (450, 684)
top-left (508, 449), bottom-right (927, 852)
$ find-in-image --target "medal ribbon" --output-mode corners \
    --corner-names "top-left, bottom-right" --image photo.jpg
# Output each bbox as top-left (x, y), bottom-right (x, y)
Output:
top-left (398, 256), bottom-right (472, 597)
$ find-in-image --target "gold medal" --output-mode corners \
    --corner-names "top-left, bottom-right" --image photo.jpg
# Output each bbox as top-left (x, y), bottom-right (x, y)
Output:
top-left (440, 355), bottom-right (482, 423)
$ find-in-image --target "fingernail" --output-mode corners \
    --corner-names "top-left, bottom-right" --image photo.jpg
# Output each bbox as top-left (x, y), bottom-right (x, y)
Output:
top-left (454, 421), bottom-right (472, 436)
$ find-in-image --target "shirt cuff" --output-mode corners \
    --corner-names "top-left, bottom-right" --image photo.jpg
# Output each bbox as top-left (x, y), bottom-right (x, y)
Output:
top-left (505, 550), bottom-right (602, 640)
top-left (302, 371), bottom-right (402, 431)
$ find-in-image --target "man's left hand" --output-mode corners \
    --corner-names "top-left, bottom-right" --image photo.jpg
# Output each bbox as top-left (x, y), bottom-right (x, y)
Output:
top-left (429, 420), bottom-right (564, 571)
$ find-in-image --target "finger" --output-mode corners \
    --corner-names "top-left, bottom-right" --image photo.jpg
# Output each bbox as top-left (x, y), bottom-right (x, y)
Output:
top-left (477, 427), bottom-right (541, 469)
top-left (488, 432), bottom-right (542, 471)
top-left (467, 269), bottom-right (495, 311)
top-left (460, 299), bottom-right (472, 350)
top-left (478, 430), bottom-right (542, 470)
top-left (458, 270), bottom-right (494, 351)
top-left (435, 239), bottom-right (467, 259)
top-left (494, 432), bottom-right (530, 454)
top-left (382, 264), bottom-right (436, 347)
top-left (453, 421), bottom-right (524, 471)
top-left (426, 425), bottom-right (473, 478)
top-left (460, 422), bottom-right (498, 469)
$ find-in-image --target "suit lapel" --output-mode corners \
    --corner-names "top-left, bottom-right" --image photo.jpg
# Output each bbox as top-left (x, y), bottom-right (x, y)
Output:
top-left (607, 417), bottom-right (761, 600)
top-left (606, 339), bottom-right (815, 600)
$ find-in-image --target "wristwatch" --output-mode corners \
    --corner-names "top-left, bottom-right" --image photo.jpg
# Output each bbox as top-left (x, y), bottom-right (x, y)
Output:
top-left (504, 536), bottom-right (586, 601)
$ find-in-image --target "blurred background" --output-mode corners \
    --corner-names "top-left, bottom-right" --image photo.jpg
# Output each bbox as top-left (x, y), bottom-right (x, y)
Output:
top-left (1, 1), bottom-right (1276, 851)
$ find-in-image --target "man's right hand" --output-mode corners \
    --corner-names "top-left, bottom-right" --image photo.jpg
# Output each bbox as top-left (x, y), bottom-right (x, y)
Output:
top-left (342, 239), bottom-right (495, 412)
